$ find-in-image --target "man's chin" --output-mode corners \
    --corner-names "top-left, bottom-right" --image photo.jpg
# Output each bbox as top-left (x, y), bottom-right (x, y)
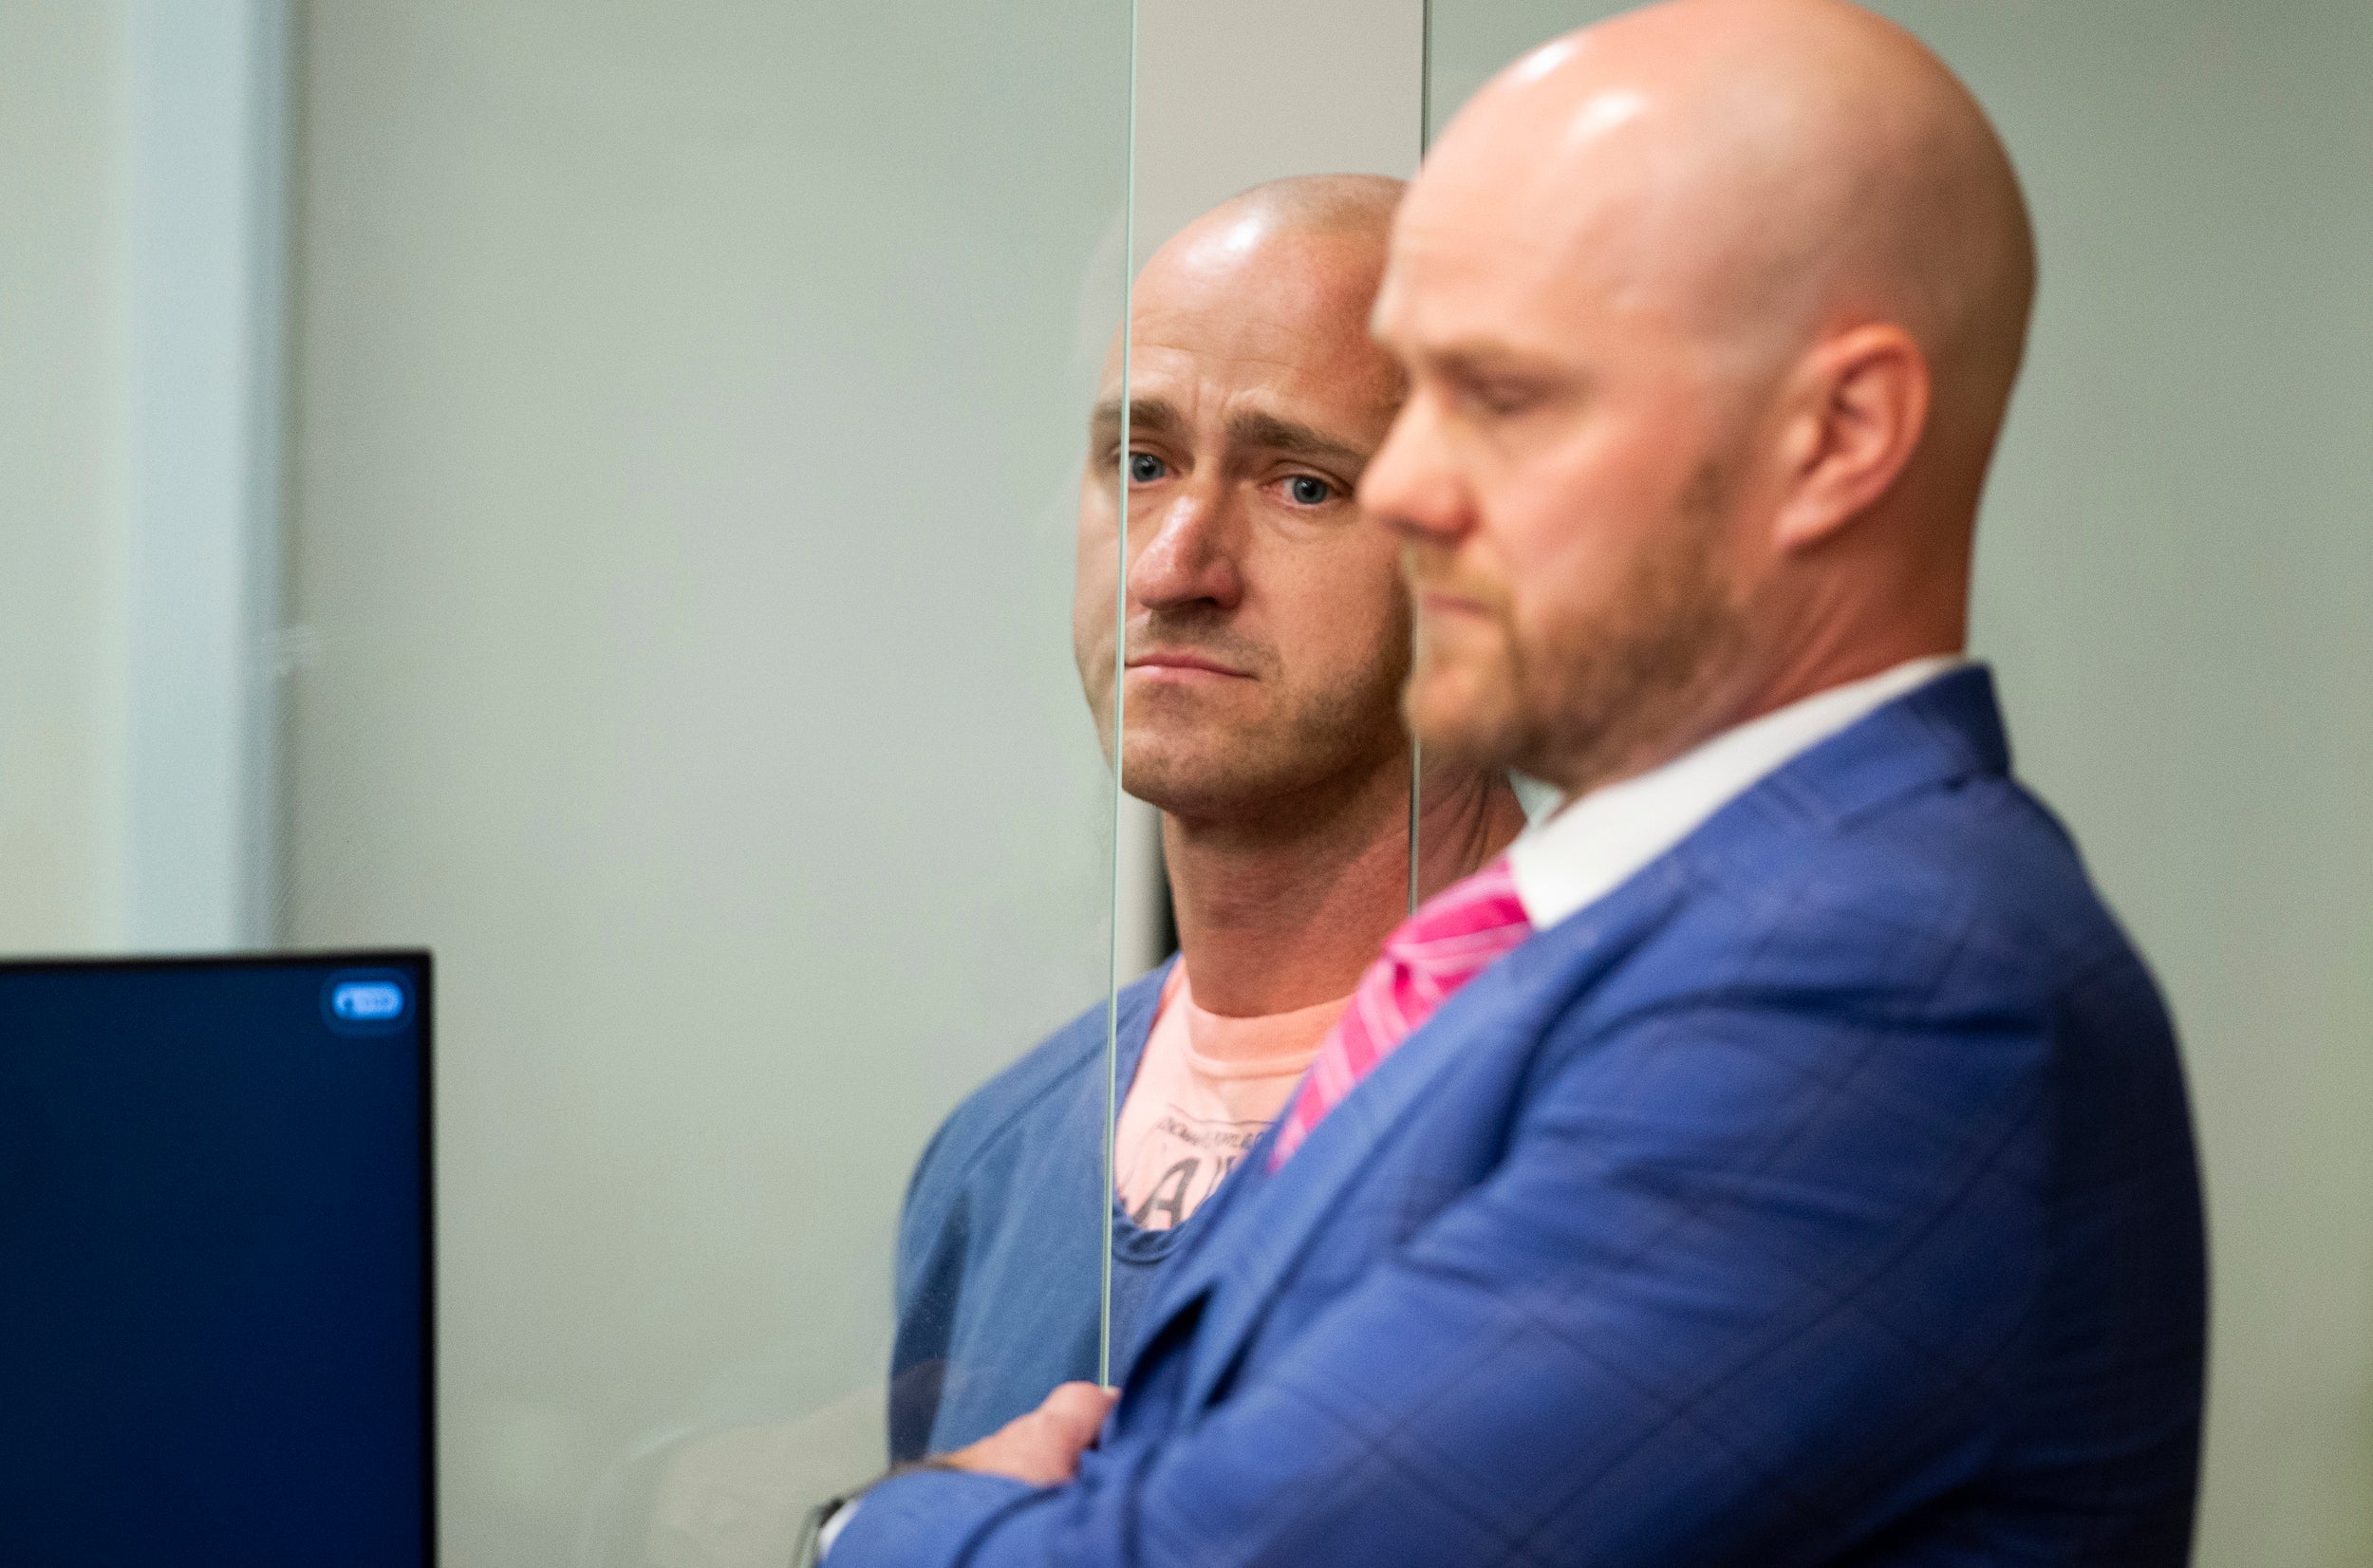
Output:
top-left (1114, 733), bottom-right (1215, 801)
top-left (1118, 737), bottom-right (1336, 821)
top-left (1118, 756), bottom-right (1248, 815)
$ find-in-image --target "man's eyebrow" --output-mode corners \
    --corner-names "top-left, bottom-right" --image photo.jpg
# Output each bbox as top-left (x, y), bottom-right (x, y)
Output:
top-left (1427, 342), bottom-right (1569, 384)
top-left (1088, 396), bottom-right (1184, 443)
top-left (1225, 410), bottom-right (1372, 475)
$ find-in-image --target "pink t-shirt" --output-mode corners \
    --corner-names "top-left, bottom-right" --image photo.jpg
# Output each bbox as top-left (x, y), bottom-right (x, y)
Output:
top-left (1113, 965), bottom-right (1350, 1231)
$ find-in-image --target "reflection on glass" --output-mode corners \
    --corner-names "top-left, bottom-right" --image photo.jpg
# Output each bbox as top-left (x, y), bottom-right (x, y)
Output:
top-left (1101, 5), bottom-right (1144, 1392)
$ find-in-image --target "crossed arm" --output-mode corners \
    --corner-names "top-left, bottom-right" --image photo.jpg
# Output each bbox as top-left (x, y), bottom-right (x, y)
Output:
top-left (833, 995), bottom-right (2060, 1568)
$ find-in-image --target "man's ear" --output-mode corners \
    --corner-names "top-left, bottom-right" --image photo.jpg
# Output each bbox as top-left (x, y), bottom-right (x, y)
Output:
top-left (1769, 323), bottom-right (1931, 553)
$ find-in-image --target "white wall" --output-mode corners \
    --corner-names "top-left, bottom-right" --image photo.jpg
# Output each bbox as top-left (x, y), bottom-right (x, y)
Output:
top-left (1, 0), bottom-right (289, 957)
top-left (283, 5), bottom-right (1130, 1563)
top-left (1429, 4), bottom-right (2373, 1563)
top-left (1132, 0), bottom-right (1423, 263)
top-left (1927, 9), bottom-right (2373, 1561)
top-left (0, 2), bottom-right (131, 952)
top-left (121, 0), bottom-right (290, 952)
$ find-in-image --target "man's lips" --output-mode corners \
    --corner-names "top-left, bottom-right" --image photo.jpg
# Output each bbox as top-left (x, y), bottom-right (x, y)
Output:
top-left (1126, 652), bottom-right (1252, 679)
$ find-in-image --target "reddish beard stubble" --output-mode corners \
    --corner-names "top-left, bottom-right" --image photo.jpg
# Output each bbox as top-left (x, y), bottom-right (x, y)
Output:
top-left (1401, 457), bottom-right (1749, 797)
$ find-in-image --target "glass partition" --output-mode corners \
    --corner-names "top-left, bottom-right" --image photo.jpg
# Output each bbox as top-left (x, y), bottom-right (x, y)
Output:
top-left (1091, 0), bottom-right (1434, 1371)
top-left (282, 6), bottom-right (1130, 1564)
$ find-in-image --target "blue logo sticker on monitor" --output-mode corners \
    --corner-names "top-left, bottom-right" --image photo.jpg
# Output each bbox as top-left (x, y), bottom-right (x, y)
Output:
top-left (323, 970), bottom-right (412, 1036)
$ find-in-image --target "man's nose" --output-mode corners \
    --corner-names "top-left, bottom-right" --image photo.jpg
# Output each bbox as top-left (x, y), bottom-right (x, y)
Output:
top-left (1128, 485), bottom-right (1243, 612)
top-left (1359, 396), bottom-right (1467, 546)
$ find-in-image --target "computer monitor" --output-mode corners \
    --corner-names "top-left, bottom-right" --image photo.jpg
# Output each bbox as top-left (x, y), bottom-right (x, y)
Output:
top-left (0, 952), bottom-right (434, 1566)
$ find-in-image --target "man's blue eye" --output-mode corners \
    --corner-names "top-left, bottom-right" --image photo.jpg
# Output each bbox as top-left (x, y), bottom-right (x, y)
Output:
top-left (1129, 452), bottom-right (1167, 484)
top-left (1287, 476), bottom-right (1333, 505)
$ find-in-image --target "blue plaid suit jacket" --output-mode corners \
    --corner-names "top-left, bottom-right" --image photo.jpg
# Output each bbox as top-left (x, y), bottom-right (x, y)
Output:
top-left (835, 667), bottom-right (2207, 1566)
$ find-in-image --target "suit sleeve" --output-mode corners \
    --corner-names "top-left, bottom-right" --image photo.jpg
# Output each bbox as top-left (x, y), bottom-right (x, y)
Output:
top-left (833, 986), bottom-right (2058, 1568)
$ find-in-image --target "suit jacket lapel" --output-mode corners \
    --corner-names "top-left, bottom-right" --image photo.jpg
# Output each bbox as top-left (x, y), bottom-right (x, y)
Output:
top-left (1163, 866), bottom-right (1690, 1414)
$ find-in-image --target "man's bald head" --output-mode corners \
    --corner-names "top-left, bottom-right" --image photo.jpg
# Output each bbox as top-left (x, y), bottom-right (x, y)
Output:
top-left (1365, 0), bottom-right (2035, 793)
top-left (1124, 174), bottom-right (1406, 363)
top-left (1221, 172), bottom-right (1407, 244)
top-left (1435, 0), bottom-right (2034, 468)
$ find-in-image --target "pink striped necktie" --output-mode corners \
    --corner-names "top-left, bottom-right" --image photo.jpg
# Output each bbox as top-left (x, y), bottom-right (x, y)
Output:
top-left (1269, 856), bottom-right (1534, 1168)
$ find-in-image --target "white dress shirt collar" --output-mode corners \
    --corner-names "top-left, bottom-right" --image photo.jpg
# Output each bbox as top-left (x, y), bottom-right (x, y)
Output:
top-left (1506, 655), bottom-right (1967, 931)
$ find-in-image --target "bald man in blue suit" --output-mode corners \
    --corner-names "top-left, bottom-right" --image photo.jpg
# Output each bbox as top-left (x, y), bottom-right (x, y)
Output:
top-left (819, 2), bottom-right (2207, 1562)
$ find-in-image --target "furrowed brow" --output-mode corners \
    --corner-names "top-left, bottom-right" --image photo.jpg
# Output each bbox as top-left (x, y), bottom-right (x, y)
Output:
top-left (1088, 396), bottom-right (1185, 447)
top-left (1225, 409), bottom-right (1371, 476)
